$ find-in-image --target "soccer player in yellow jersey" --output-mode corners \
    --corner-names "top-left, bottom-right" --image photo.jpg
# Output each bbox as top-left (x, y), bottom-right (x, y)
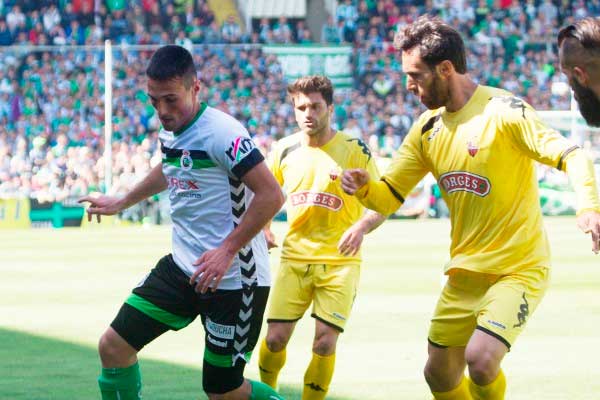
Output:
top-left (258, 75), bottom-right (387, 400)
top-left (342, 17), bottom-right (600, 400)
top-left (558, 17), bottom-right (600, 127)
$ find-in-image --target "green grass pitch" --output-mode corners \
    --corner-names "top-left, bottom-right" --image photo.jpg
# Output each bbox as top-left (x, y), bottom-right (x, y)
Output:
top-left (1, 217), bottom-right (599, 399)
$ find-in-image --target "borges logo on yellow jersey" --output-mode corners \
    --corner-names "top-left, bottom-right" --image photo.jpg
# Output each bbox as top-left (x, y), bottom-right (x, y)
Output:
top-left (290, 191), bottom-right (343, 210)
top-left (439, 172), bottom-right (490, 197)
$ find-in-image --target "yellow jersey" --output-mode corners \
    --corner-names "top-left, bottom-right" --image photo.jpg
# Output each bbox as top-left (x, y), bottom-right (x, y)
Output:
top-left (357, 85), bottom-right (600, 274)
top-left (269, 130), bottom-right (380, 264)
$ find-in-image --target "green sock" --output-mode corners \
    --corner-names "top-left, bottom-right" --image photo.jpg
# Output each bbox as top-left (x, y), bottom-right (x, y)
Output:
top-left (249, 379), bottom-right (285, 400)
top-left (98, 362), bottom-right (142, 400)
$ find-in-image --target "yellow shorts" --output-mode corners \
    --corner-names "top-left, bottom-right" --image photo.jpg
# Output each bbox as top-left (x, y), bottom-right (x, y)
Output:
top-left (428, 266), bottom-right (550, 349)
top-left (267, 260), bottom-right (360, 332)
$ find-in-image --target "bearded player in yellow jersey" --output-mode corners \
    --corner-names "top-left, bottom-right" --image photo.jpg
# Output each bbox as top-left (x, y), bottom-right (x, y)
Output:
top-left (342, 17), bottom-right (600, 400)
top-left (258, 76), bottom-right (387, 400)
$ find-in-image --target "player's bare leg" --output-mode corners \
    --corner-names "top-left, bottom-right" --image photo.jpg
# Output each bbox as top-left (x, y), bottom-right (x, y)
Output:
top-left (302, 320), bottom-right (340, 400)
top-left (424, 344), bottom-right (471, 399)
top-left (259, 321), bottom-right (296, 388)
top-left (464, 330), bottom-right (508, 399)
top-left (264, 321), bottom-right (297, 352)
top-left (425, 344), bottom-right (467, 390)
top-left (98, 327), bottom-right (141, 400)
top-left (99, 327), bottom-right (138, 367)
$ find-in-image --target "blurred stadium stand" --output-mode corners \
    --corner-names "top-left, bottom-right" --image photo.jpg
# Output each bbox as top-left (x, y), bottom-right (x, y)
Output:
top-left (0, 0), bottom-right (597, 225)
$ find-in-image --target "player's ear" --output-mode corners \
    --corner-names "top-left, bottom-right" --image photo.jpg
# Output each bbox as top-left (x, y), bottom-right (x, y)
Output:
top-left (192, 77), bottom-right (201, 94)
top-left (436, 60), bottom-right (453, 78)
top-left (572, 66), bottom-right (589, 86)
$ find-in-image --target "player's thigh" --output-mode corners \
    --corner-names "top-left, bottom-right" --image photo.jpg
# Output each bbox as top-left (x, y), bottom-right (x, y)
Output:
top-left (476, 265), bottom-right (550, 348)
top-left (111, 254), bottom-right (198, 351)
top-left (312, 263), bottom-right (360, 332)
top-left (429, 269), bottom-right (493, 347)
top-left (267, 260), bottom-right (314, 322)
top-left (200, 286), bottom-right (270, 394)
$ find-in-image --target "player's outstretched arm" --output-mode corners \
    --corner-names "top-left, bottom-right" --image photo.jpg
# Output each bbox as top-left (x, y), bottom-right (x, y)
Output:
top-left (78, 163), bottom-right (167, 223)
top-left (190, 162), bottom-right (285, 293)
top-left (338, 210), bottom-right (387, 256)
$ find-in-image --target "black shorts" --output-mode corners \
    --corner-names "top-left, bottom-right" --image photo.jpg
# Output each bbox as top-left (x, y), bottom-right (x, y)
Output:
top-left (111, 254), bottom-right (269, 393)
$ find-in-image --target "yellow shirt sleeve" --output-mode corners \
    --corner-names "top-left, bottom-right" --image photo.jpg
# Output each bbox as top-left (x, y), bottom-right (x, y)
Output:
top-left (499, 96), bottom-right (600, 214)
top-left (563, 150), bottom-right (600, 214)
top-left (266, 142), bottom-right (284, 186)
top-left (501, 97), bottom-right (573, 167)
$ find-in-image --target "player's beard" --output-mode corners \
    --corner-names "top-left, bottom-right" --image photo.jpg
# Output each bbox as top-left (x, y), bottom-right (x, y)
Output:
top-left (421, 73), bottom-right (451, 110)
top-left (571, 78), bottom-right (600, 127)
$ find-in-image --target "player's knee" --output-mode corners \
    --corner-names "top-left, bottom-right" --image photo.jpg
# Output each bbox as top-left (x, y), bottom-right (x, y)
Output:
top-left (423, 359), bottom-right (444, 388)
top-left (423, 363), bottom-right (435, 386)
top-left (265, 332), bottom-right (288, 352)
top-left (424, 356), bottom-right (463, 391)
top-left (98, 333), bottom-right (119, 364)
top-left (312, 333), bottom-right (337, 356)
top-left (98, 330), bottom-right (136, 366)
top-left (465, 351), bottom-right (499, 385)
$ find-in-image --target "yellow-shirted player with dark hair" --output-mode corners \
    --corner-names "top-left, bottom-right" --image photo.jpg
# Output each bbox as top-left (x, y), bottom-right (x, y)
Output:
top-left (342, 16), bottom-right (600, 400)
top-left (258, 75), bottom-right (386, 400)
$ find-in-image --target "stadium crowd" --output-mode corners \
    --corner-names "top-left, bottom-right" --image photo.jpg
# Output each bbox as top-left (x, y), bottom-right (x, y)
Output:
top-left (0, 0), bottom-right (593, 206)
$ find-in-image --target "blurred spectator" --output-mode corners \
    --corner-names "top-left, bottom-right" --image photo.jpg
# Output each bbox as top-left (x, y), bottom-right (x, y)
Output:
top-left (321, 15), bottom-right (340, 44)
top-left (272, 16), bottom-right (292, 43)
top-left (0, 19), bottom-right (12, 45)
top-left (221, 14), bottom-right (242, 44)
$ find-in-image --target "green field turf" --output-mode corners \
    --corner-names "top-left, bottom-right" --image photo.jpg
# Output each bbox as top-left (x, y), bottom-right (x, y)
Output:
top-left (1, 217), bottom-right (599, 399)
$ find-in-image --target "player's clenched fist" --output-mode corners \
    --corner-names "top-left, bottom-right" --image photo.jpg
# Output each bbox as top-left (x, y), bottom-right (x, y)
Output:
top-left (341, 168), bottom-right (370, 195)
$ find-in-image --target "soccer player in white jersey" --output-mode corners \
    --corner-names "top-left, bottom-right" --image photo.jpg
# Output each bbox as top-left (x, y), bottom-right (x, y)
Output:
top-left (558, 17), bottom-right (600, 127)
top-left (79, 45), bottom-right (285, 400)
top-left (341, 16), bottom-right (600, 400)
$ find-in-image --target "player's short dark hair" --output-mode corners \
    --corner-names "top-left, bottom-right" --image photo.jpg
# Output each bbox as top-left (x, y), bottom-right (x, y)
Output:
top-left (146, 45), bottom-right (197, 88)
top-left (558, 18), bottom-right (600, 67)
top-left (287, 75), bottom-right (334, 105)
top-left (394, 16), bottom-right (467, 74)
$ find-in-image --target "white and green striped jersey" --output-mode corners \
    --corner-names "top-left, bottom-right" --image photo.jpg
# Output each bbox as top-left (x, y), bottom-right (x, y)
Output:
top-left (159, 102), bottom-right (270, 290)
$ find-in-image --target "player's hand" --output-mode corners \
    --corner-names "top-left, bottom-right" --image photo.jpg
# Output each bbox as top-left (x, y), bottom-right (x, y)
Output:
top-left (576, 210), bottom-right (600, 254)
top-left (78, 194), bottom-right (124, 223)
top-left (263, 227), bottom-right (278, 250)
top-left (190, 246), bottom-right (236, 293)
top-left (337, 223), bottom-right (367, 256)
top-left (341, 169), bottom-right (370, 195)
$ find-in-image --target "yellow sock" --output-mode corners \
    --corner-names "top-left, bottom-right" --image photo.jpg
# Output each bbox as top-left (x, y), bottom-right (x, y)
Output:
top-left (302, 352), bottom-right (335, 400)
top-left (258, 339), bottom-right (286, 389)
top-left (431, 376), bottom-right (473, 400)
top-left (469, 370), bottom-right (506, 400)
